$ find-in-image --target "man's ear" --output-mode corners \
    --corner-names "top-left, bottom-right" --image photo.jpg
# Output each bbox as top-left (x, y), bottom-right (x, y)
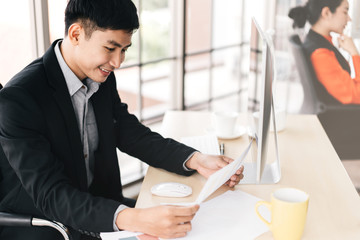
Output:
top-left (67, 23), bottom-right (82, 45)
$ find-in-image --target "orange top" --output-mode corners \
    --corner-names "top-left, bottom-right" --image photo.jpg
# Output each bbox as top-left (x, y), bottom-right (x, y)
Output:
top-left (310, 35), bottom-right (360, 104)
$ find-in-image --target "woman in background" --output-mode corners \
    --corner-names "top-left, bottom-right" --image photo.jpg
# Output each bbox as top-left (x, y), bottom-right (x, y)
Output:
top-left (289, 0), bottom-right (360, 104)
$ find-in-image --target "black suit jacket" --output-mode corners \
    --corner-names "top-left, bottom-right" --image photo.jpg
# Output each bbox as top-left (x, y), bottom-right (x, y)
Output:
top-left (0, 40), bottom-right (195, 239)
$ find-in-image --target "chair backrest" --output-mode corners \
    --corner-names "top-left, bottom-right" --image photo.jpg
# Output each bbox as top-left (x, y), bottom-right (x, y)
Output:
top-left (288, 34), bottom-right (324, 114)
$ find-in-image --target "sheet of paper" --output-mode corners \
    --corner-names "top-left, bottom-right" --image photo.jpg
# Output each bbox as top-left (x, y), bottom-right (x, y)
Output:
top-left (180, 134), bottom-right (220, 155)
top-left (162, 140), bottom-right (252, 206)
top-left (100, 231), bottom-right (159, 240)
top-left (195, 140), bottom-right (252, 204)
top-left (171, 190), bottom-right (270, 240)
top-left (103, 190), bottom-right (270, 240)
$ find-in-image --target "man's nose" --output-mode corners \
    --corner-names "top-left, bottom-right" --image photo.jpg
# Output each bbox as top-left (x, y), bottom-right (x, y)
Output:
top-left (110, 53), bottom-right (121, 69)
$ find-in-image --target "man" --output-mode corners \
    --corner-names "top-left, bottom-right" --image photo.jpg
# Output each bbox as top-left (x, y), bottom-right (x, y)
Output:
top-left (0, 0), bottom-right (244, 239)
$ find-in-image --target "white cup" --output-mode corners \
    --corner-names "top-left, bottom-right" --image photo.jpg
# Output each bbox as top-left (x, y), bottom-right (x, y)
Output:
top-left (212, 111), bottom-right (239, 137)
top-left (274, 109), bottom-right (286, 132)
top-left (252, 109), bottom-right (286, 132)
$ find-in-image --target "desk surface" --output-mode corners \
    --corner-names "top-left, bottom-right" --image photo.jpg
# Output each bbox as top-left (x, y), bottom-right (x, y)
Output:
top-left (136, 111), bottom-right (360, 239)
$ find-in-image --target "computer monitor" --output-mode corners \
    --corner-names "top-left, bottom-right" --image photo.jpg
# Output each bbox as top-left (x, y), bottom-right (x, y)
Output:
top-left (241, 17), bottom-right (281, 184)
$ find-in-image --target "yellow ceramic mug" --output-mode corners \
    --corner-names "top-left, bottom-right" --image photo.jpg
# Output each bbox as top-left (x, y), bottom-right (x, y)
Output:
top-left (255, 188), bottom-right (309, 240)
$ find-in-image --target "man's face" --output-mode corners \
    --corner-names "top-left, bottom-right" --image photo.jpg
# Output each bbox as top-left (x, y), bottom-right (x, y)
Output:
top-left (71, 27), bottom-right (132, 83)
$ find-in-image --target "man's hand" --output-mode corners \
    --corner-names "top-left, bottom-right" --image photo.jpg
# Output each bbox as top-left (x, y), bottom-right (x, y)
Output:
top-left (116, 205), bottom-right (200, 239)
top-left (186, 152), bottom-right (244, 187)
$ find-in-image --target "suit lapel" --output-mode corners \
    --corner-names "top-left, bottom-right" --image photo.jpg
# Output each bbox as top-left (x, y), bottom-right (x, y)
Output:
top-left (42, 40), bottom-right (88, 189)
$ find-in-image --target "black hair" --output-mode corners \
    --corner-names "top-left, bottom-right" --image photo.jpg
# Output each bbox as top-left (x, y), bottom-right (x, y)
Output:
top-left (65, 0), bottom-right (139, 38)
top-left (288, 0), bottom-right (343, 28)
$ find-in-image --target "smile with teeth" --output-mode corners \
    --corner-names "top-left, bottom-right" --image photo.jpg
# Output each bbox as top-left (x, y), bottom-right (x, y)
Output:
top-left (100, 67), bottom-right (112, 73)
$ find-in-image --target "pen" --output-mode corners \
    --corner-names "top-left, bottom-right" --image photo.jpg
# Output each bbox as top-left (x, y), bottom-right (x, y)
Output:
top-left (220, 143), bottom-right (225, 155)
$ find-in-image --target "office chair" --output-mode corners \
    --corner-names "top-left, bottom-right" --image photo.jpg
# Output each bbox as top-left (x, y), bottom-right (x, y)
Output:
top-left (0, 212), bottom-right (72, 240)
top-left (289, 34), bottom-right (360, 159)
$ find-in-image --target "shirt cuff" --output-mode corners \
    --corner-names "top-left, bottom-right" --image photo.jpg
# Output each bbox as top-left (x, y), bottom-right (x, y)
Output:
top-left (183, 151), bottom-right (198, 171)
top-left (113, 204), bottom-right (129, 231)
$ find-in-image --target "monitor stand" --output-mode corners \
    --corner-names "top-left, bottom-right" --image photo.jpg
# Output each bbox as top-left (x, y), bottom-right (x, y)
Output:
top-left (239, 128), bottom-right (281, 184)
top-left (240, 161), bottom-right (281, 184)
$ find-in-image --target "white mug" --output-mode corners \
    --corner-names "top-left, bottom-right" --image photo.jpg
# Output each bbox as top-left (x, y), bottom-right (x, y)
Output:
top-left (212, 111), bottom-right (238, 137)
top-left (252, 109), bottom-right (286, 133)
top-left (272, 108), bottom-right (286, 132)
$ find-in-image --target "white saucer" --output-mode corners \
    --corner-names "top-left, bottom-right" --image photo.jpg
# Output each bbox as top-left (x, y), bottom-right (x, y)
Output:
top-left (206, 125), bottom-right (246, 140)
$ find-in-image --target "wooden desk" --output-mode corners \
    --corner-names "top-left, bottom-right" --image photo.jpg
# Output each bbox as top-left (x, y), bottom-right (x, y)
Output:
top-left (136, 111), bottom-right (360, 239)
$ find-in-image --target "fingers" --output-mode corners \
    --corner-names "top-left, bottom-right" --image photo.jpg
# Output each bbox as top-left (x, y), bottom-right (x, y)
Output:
top-left (158, 205), bottom-right (198, 239)
top-left (166, 222), bottom-right (192, 239)
top-left (171, 204), bottom-right (200, 216)
top-left (221, 155), bottom-right (233, 164)
top-left (225, 165), bottom-right (245, 187)
top-left (216, 155), bottom-right (233, 168)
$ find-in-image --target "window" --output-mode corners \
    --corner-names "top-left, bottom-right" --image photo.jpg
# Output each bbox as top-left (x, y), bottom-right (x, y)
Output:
top-left (0, 1), bottom-right (33, 86)
top-left (48, 0), bottom-right (67, 42)
top-left (184, 0), bottom-right (248, 112)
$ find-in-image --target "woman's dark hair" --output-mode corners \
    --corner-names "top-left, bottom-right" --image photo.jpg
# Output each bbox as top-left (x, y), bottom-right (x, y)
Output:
top-left (288, 0), bottom-right (343, 28)
top-left (65, 0), bottom-right (139, 38)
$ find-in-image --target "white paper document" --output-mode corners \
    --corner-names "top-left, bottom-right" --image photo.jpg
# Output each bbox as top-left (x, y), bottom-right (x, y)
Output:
top-left (101, 190), bottom-right (269, 240)
top-left (100, 231), bottom-right (141, 240)
top-left (180, 134), bottom-right (220, 155)
top-left (195, 141), bottom-right (252, 204)
top-left (162, 140), bottom-right (252, 207)
top-left (171, 190), bottom-right (270, 240)
top-left (100, 231), bottom-right (159, 240)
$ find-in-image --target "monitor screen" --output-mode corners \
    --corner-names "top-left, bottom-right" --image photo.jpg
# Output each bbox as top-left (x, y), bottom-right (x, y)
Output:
top-left (244, 17), bottom-right (281, 184)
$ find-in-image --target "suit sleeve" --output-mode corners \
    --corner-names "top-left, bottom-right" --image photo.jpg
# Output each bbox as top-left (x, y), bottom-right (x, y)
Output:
top-left (0, 86), bottom-right (120, 233)
top-left (109, 79), bottom-right (197, 176)
top-left (311, 48), bottom-right (360, 104)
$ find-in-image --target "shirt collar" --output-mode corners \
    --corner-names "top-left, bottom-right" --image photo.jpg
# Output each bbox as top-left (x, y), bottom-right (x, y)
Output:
top-left (54, 41), bottom-right (100, 96)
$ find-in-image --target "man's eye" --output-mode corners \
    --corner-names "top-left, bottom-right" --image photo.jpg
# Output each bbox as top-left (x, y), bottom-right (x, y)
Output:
top-left (122, 48), bottom-right (128, 53)
top-left (105, 47), bottom-right (115, 52)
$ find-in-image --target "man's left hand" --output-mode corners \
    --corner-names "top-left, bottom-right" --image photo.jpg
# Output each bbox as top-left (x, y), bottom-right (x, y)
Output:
top-left (186, 152), bottom-right (244, 187)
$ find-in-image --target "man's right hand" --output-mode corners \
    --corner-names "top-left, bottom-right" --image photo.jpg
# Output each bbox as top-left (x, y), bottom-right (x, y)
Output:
top-left (115, 204), bottom-right (200, 239)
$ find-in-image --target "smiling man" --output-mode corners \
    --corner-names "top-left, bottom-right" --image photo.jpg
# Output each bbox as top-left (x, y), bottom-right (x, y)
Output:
top-left (0, 0), bottom-right (244, 239)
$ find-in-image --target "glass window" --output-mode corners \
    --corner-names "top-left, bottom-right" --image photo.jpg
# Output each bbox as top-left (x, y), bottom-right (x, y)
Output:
top-left (212, 0), bottom-right (243, 48)
top-left (115, 66), bottom-right (140, 114)
top-left (0, 1), bottom-right (33, 86)
top-left (185, 54), bottom-right (210, 108)
top-left (211, 47), bottom-right (242, 98)
top-left (141, 0), bottom-right (171, 62)
top-left (186, 0), bottom-right (212, 53)
top-left (48, 0), bottom-right (67, 42)
top-left (141, 61), bottom-right (172, 119)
